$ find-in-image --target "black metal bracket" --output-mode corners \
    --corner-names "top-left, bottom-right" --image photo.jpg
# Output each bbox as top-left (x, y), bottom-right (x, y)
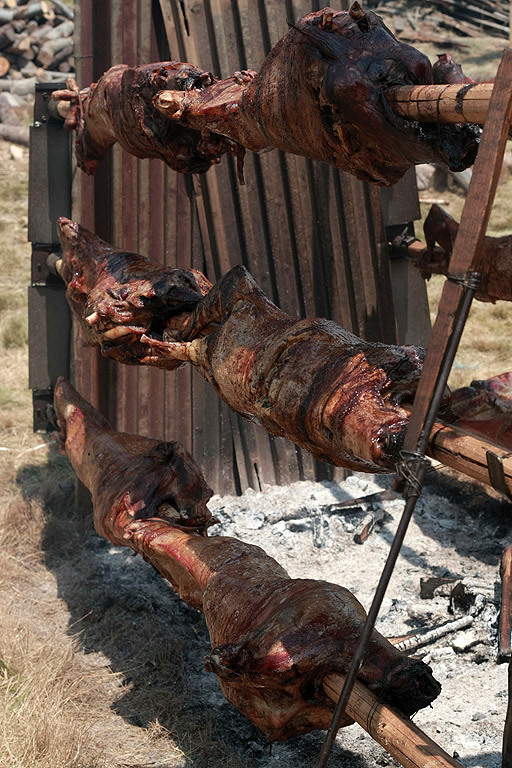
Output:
top-left (386, 223), bottom-right (419, 260)
top-left (31, 245), bottom-right (62, 287)
top-left (32, 387), bottom-right (58, 433)
top-left (28, 81), bottom-right (72, 433)
top-left (486, 450), bottom-right (512, 502)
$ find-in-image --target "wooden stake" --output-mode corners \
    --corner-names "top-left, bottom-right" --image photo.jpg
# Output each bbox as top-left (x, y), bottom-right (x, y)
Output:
top-left (323, 674), bottom-right (462, 768)
top-left (500, 545), bottom-right (512, 661)
top-left (387, 82), bottom-right (494, 125)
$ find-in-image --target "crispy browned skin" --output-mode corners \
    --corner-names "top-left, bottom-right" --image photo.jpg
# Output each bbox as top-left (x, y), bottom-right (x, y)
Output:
top-left (56, 5), bottom-right (479, 186)
top-left (154, 4), bottom-right (479, 185)
top-left (54, 377), bottom-right (441, 741)
top-left (56, 62), bottom-right (244, 176)
top-left (450, 372), bottom-right (512, 450)
top-left (57, 218), bottom-right (425, 473)
top-left (57, 216), bottom-right (211, 368)
top-left (142, 266), bottom-right (425, 472)
top-left (54, 377), bottom-right (214, 536)
top-left (417, 204), bottom-right (512, 304)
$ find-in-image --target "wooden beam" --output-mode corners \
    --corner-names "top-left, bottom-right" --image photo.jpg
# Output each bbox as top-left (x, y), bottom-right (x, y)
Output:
top-left (323, 673), bottom-right (462, 768)
top-left (403, 49), bottom-right (512, 454)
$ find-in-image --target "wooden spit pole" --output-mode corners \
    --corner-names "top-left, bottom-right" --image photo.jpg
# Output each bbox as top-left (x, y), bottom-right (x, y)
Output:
top-left (387, 82), bottom-right (494, 125)
top-left (323, 674), bottom-right (462, 768)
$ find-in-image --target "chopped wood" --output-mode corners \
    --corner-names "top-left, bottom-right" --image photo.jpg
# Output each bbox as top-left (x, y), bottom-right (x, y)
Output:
top-left (0, 1), bottom-right (73, 83)
top-left (393, 616), bottom-right (474, 653)
top-left (0, 122), bottom-right (29, 145)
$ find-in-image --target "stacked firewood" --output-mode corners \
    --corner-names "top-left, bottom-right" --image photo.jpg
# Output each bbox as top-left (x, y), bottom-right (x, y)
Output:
top-left (367, 0), bottom-right (509, 42)
top-left (0, 0), bottom-right (73, 94)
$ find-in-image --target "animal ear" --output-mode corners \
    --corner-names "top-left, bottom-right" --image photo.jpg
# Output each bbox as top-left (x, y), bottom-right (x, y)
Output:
top-left (349, 2), bottom-right (369, 32)
top-left (287, 22), bottom-right (339, 60)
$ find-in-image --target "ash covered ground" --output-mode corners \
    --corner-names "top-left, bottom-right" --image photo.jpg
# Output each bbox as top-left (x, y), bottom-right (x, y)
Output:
top-left (37, 459), bottom-right (511, 768)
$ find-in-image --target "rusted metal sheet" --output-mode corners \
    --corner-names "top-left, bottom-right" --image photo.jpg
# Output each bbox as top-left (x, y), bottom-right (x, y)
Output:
top-left (74, 0), bottom-right (398, 494)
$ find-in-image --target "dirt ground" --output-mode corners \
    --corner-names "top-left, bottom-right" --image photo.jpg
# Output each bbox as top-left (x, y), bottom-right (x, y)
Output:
top-left (1, 21), bottom-right (512, 768)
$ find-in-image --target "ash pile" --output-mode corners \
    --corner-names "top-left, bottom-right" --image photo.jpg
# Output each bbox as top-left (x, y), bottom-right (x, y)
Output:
top-left (0, 0), bottom-right (73, 147)
top-left (208, 473), bottom-right (511, 764)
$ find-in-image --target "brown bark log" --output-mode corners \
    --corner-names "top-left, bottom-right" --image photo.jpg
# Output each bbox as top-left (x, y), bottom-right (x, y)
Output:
top-left (0, 92), bottom-right (20, 125)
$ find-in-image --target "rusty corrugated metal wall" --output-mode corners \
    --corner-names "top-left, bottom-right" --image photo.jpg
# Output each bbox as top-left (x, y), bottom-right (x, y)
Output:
top-left (74, 0), bottom-right (398, 494)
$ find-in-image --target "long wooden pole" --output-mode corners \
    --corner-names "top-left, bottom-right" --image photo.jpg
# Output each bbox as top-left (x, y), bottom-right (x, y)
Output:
top-left (323, 674), bottom-right (462, 768)
top-left (387, 82), bottom-right (494, 125)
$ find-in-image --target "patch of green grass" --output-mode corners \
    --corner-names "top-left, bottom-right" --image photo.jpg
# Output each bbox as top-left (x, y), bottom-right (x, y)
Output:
top-left (2, 315), bottom-right (28, 349)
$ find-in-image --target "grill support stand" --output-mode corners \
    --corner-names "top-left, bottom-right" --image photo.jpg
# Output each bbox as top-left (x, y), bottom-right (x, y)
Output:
top-left (315, 47), bottom-right (512, 768)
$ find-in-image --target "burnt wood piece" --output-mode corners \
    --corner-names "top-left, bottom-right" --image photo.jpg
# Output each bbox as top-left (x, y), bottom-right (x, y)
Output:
top-left (54, 376), bottom-right (441, 742)
top-left (416, 204), bottom-right (512, 304)
top-left (57, 217), bottom-right (425, 473)
top-left (53, 62), bottom-right (245, 177)
top-left (57, 217), bottom-right (212, 369)
top-left (55, 4), bottom-right (479, 186)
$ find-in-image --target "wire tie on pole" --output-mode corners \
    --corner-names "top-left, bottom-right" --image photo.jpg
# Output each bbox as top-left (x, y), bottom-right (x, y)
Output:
top-left (446, 271), bottom-right (481, 291)
top-left (395, 450), bottom-right (431, 498)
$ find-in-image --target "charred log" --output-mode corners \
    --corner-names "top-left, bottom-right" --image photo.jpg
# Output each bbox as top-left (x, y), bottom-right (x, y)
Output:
top-left (54, 377), bottom-right (441, 742)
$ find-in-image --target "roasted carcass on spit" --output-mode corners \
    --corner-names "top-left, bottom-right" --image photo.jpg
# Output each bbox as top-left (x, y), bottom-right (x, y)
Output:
top-left (54, 62), bottom-right (246, 177)
top-left (54, 376), bottom-right (441, 741)
top-left (449, 373), bottom-right (512, 451)
top-left (54, 4), bottom-right (479, 186)
top-left (58, 217), bottom-right (211, 368)
top-left (415, 204), bottom-right (512, 304)
top-left (57, 217), bottom-right (425, 474)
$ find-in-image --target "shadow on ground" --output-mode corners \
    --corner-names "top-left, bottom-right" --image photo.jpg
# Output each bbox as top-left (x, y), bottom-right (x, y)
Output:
top-left (15, 446), bottom-right (373, 768)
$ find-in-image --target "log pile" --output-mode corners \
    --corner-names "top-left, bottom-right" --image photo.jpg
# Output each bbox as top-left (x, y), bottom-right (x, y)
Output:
top-left (0, 0), bottom-right (74, 94)
top-left (366, 0), bottom-right (509, 42)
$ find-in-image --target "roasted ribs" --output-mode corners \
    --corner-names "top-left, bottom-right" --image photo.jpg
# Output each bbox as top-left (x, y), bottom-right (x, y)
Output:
top-left (58, 217), bottom-right (425, 473)
top-left (55, 4), bottom-right (479, 186)
top-left (54, 377), bottom-right (441, 741)
top-left (416, 204), bottom-right (512, 304)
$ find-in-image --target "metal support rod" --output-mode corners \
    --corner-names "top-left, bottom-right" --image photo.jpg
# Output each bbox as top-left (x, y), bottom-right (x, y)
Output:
top-left (314, 280), bottom-right (477, 768)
